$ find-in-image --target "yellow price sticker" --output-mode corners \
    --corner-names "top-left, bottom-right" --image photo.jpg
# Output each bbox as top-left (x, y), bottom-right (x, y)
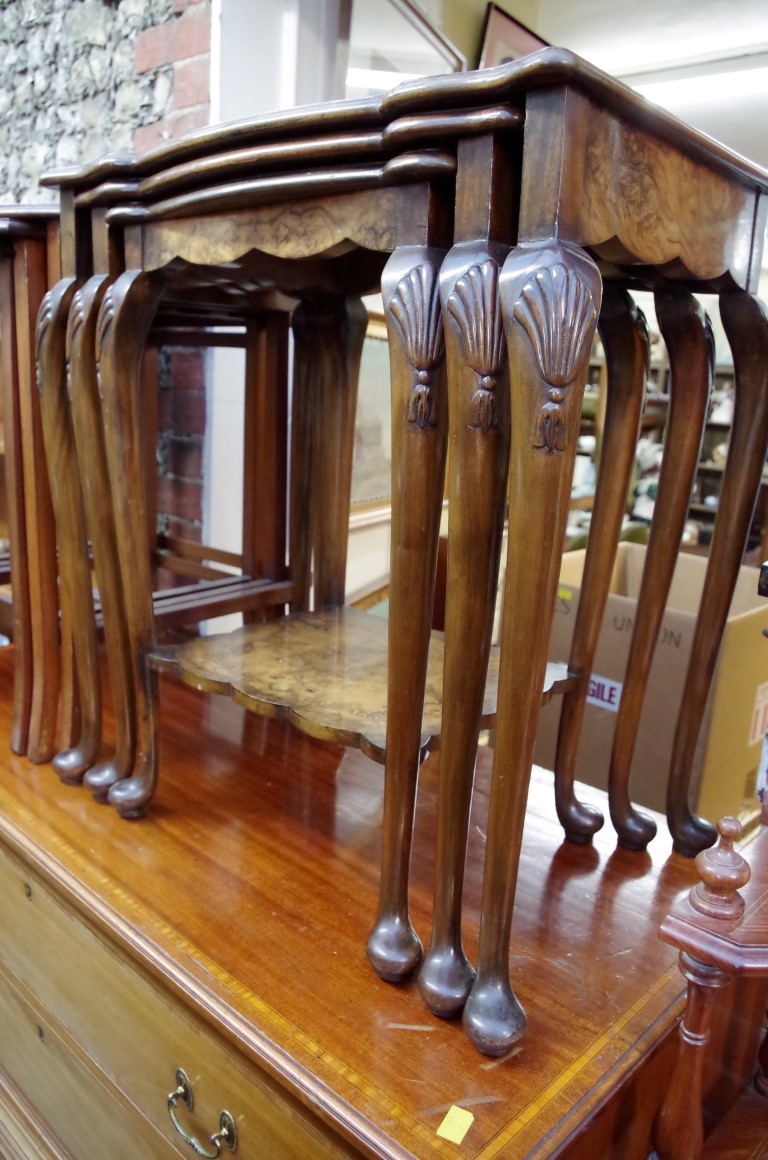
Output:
top-left (436, 1105), bottom-right (474, 1145)
top-left (558, 586), bottom-right (573, 601)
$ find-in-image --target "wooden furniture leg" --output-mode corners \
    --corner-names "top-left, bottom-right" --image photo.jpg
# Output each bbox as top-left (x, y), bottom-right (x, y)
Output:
top-left (607, 292), bottom-right (712, 851)
top-left (291, 297), bottom-right (367, 612)
top-left (651, 818), bottom-right (750, 1159)
top-left (754, 1008), bottom-right (768, 1095)
top-left (554, 286), bottom-right (647, 844)
top-left (463, 240), bottom-right (601, 1055)
top-left (667, 291), bottom-right (768, 856)
top-left (67, 275), bottom-right (136, 799)
top-left (37, 277), bottom-right (102, 782)
top-left (0, 247), bottom-right (33, 754)
top-left (95, 270), bottom-right (164, 818)
top-left (9, 238), bottom-right (61, 761)
top-left (288, 305), bottom-right (314, 613)
top-left (18, 239), bottom-right (61, 762)
top-left (242, 312), bottom-right (290, 624)
top-left (417, 241), bottom-right (511, 1016)
top-left (313, 297), bottom-right (367, 610)
top-left (366, 245), bottom-right (448, 982)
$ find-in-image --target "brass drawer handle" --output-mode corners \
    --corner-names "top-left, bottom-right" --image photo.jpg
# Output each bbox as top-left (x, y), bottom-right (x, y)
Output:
top-left (167, 1068), bottom-right (238, 1157)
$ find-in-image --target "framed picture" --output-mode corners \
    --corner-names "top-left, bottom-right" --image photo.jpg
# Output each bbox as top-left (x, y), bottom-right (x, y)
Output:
top-left (351, 314), bottom-right (391, 509)
top-left (478, 4), bottom-right (548, 69)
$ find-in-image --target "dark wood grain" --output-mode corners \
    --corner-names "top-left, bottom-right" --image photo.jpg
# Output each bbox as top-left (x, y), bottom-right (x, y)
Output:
top-left (607, 292), bottom-right (712, 852)
top-left (462, 240), bottom-right (602, 1056)
top-left (554, 286), bottom-right (647, 844)
top-left (417, 132), bottom-right (515, 1018)
top-left (66, 274), bottom-right (136, 800)
top-left (668, 291), bottom-right (768, 856)
top-left (652, 819), bottom-right (768, 1159)
top-left (367, 245), bottom-right (448, 984)
top-left (37, 277), bottom-right (102, 782)
top-left (0, 645), bottom-right (761, 1159)
top-left (0, 240), bottom-right (33, 755)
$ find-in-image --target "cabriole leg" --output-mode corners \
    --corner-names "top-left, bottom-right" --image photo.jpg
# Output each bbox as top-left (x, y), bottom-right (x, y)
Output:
top-left (609, 291), bottom-right (712, 851)
top-left (667, 291), bottom-right (768, 856)
top-left (418, 241), bottom-right (510, 1016)
top-left (96, 269), bottom-right (163, 818)
top-left (67, 275), bottom-right (136, 799)
top-left (463, 241), bottom-right (602, 1055)
top-left (37, 277), bottom-right (101, 781)
top-left (367, 246), bottom-right (447, 982)
top-left (554, 285), bottom-right (647, 844)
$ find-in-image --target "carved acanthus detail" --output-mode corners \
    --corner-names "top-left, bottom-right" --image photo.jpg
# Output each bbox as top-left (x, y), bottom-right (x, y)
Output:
top-left (65, 291), bottom-right (87, 399)
top-left (67, 290), bottom-right (86, 349)
top-left (95, 285), bottom-right (118, 405)
top-left (447, 259), bottom-right (505, 434)
top-left (388, 265), bottom-right (444, 430)
top-left (35, 291), bottom-right (55, 394)
top-left (513, 264), bottom-right (597, 453)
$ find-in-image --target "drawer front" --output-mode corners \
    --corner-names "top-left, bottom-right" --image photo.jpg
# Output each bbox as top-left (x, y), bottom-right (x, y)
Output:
top-left (0, 962), bottom-right (178, 1159)
top-left (0, 843), bottom-right (357, 1160)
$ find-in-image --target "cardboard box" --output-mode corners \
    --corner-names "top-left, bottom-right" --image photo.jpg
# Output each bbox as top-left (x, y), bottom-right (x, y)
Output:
top-left (533, 543), bottom-right (768, 828)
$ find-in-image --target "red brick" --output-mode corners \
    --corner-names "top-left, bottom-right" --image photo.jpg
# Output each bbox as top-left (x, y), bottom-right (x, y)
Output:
top-left (169, 348), bottom-right (207, 390)
top-left (173, 55), bottom-right (210, 110)
top-left (133, 118), bottom-right (169, 152)
top-left (167, 106), bottom-right (209, 140)
top-left (158, 388), bottom-right (206, 436)
top-left (166, 515), bottom-right (203, 544)
top-left (135, 22), bottom-right (173, 74)
top-left (167, 435), bottom-right (204, 481)
top-left (157, 476), bottom-right (203, 522)
top-left (172, 5), bottom-right (211, 61)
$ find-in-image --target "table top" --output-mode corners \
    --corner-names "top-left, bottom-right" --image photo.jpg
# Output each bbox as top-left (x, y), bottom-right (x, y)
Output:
top-left (0, 644), bottom-right (710, 1158)
top-left (43, 49), bottom-right (768, 196)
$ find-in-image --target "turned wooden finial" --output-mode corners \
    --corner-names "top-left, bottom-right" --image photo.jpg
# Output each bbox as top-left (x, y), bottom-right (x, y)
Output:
top-left (689, 816), bottom-right (751, 922)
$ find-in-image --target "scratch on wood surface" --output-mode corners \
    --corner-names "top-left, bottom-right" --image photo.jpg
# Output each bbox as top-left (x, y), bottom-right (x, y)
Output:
top-left (386, 1022), bottom-right (435, 1032)
top-left (424, 1095), bottom-right (503, 1115)
top-left (480, 1044), bottom-right (523, 1070)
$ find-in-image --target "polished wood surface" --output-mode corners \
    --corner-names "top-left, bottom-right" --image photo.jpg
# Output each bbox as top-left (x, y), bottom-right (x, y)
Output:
top-left (652, 819), bottom-right (768, 1160)
top-left (161, 606), bottom-right (571, 764)
top-left (0, 643), bottom-right (752, 1160)
top-left (606, 292), bottom-right (713, 853)
top-left (0, 213), bottom-right (61, 763)
top-left (554, 286), bottom-right (647, 845)
top-left (35, 45), bottom-right (768, 1064)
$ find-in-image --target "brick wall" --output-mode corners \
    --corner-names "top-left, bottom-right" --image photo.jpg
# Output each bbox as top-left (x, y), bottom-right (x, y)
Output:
top-left (133, 0), bottom-right (211, 151)
top-left (132, 0), bottom-right (213, 546)
top-left (155, 346), bottom-right (207, 544)
top-left (0, 0), bottom-right (215, 546)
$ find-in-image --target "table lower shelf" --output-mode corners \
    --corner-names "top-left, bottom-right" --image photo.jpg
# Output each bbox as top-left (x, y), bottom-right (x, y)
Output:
top-left (152, 606), bottom-right (574, 762)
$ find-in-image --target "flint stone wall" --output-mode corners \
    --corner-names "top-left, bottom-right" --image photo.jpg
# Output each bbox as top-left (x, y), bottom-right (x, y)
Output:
top-left (0, 0), bottom-right (210, 204)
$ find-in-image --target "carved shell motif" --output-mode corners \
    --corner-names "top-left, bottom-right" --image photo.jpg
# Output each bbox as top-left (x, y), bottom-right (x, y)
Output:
top-left (447, 259), bottom-right (505, 434)
top-left (388, 265), bottom-right (445, 430)
top-left (513, 264), bottom-right (597, 453)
